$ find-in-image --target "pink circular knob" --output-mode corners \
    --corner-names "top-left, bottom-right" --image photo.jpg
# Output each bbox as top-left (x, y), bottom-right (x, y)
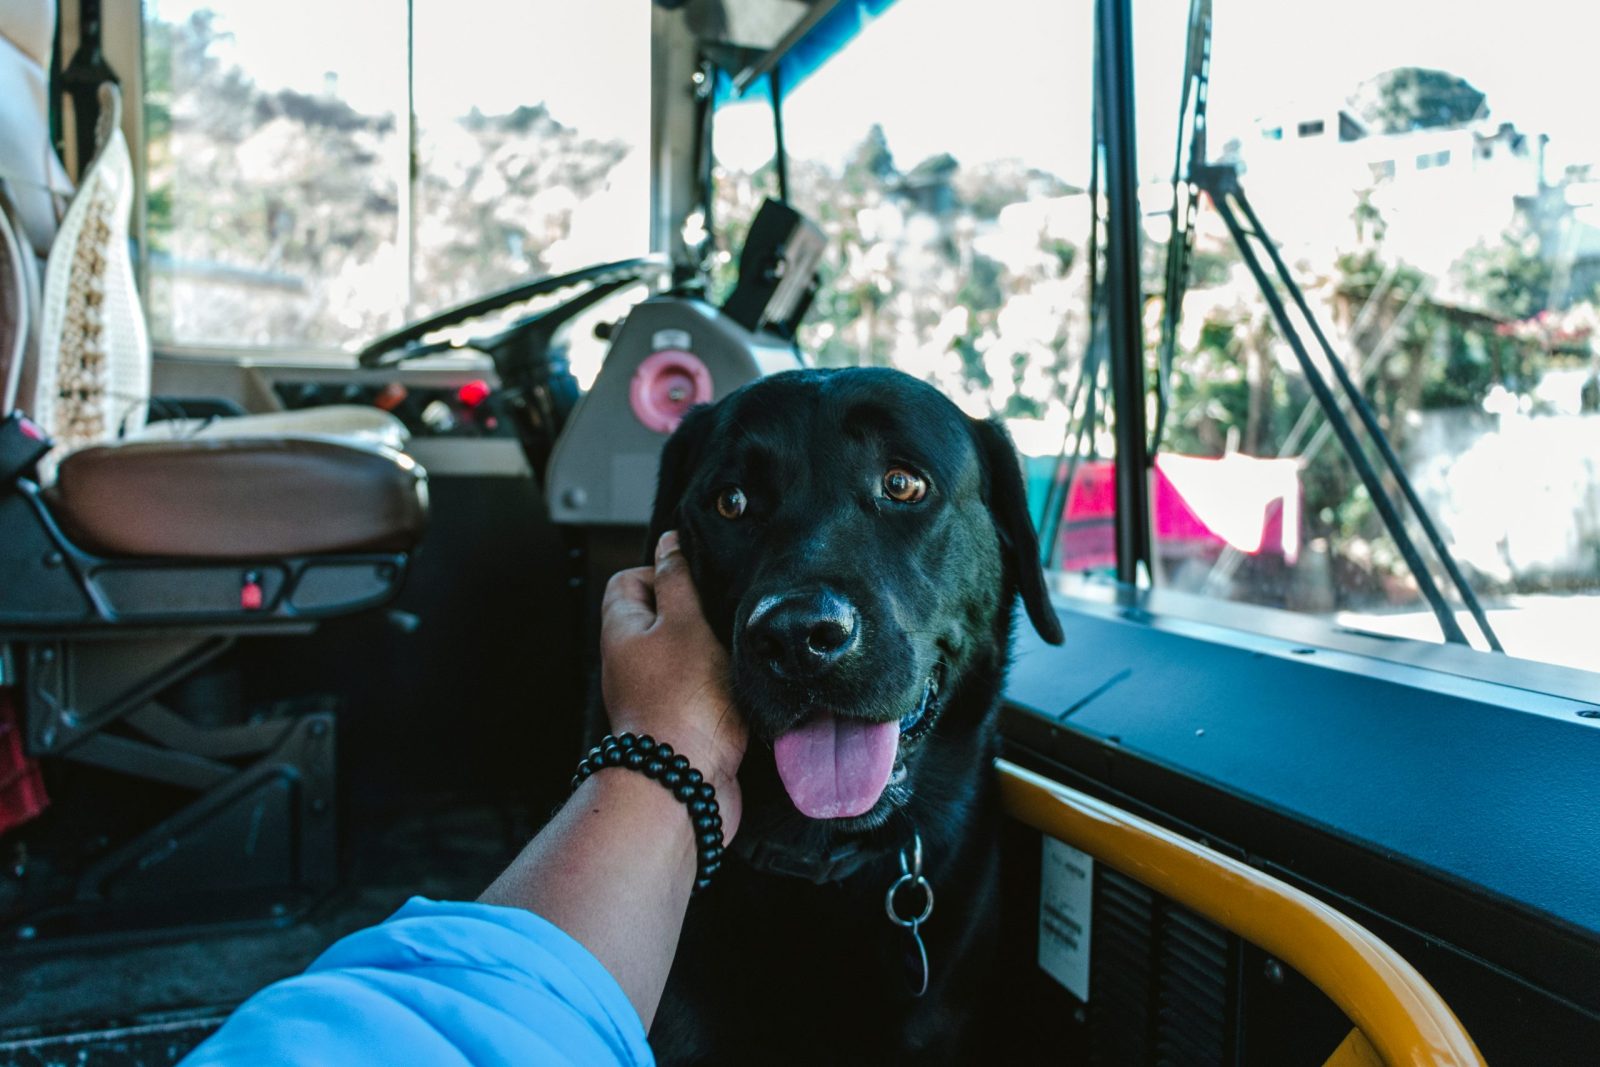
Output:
top-left (630, 350), bottom-right (714, 434)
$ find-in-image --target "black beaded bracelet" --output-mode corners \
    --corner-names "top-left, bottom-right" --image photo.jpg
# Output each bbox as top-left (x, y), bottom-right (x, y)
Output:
top-left (571, 732), bottom-right (725, 894)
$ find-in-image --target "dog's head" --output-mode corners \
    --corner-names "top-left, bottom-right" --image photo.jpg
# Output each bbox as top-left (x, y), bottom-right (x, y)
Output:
top-left (649, 367), bottom-right (1063, 832)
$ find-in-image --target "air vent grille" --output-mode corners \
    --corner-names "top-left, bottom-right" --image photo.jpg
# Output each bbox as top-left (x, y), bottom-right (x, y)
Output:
top-left (1089, 866), bottom-right (1236, 1067)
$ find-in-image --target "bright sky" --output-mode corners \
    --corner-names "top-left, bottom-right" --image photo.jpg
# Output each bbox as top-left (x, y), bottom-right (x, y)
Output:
top-left (734, 0), bottom-right (1600, 182)
top-left (146, 0), bottom-right (650, 138)
top-left (150, 0), bottom-right (1600, 184)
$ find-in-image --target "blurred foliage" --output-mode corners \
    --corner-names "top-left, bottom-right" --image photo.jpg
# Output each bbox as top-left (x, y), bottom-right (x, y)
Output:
top-left (1453, 218), bottom-right (1555, 321)
top-left (1349, 67), bottom-right (1486, 135)
top-left (713, 120), bottom-right (1086, 419)
top-left (1158, 185), bottom-right (1566, 607)
top-left (143, 10), bottom-right (630, 345)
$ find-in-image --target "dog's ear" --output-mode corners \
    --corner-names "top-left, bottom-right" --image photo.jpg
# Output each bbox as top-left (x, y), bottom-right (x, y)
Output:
top-left (647, 405), bottom-right (714, 560)
top-left (969, 417), bottom-right (1065, 645)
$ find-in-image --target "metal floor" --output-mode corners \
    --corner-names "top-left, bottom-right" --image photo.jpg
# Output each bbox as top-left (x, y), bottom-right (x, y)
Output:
top-left (2, 797), bottom-right (518, 1065)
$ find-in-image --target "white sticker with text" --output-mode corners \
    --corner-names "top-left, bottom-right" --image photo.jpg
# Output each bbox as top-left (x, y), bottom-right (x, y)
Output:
top-left (1038, 837), bottom-right (1093, 1001)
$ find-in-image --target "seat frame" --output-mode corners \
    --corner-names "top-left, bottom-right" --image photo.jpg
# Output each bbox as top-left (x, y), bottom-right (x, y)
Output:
top-left (4, 631), bottom-right (338, 943)
top-left (0, 417), bottom-right (411, 945)
top-left (2, 475), bottom-right (408, 630)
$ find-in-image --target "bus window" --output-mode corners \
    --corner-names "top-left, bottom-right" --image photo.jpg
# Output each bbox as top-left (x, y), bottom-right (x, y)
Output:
top-left (1116, 0), bottom-right (1600, 671)
top-left (709, 0), bottom-right (1096, 486)
top-left (409, 0), bottom-right (649, 318)
top-left (142, 0), bottom-right (648, 354)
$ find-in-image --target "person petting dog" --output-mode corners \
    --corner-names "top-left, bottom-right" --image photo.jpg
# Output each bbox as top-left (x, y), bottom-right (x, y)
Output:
top-left (182, 531), bottom-right (743, 1067)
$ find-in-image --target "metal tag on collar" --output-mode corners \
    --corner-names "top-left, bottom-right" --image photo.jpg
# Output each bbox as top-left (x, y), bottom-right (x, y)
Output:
top-left (885, 829), bottom-right (934, 997)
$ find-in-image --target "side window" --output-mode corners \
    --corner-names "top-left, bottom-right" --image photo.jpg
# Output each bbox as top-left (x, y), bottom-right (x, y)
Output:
top-left (1127, 0), bottom-right (1600, 671)
top-left (143, 2), bottom-right (408, 347)
top-left (142, 1), bottom-right (649, 351)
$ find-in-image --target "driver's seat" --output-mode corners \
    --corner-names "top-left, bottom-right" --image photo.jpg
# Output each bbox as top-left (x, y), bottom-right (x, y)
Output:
top-left (0, 0), bottom-right (428, 939)
top-left (0, 0), bottom-right (426, 590)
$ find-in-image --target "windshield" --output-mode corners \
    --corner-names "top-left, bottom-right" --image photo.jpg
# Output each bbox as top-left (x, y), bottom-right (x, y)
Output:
top-left (140, 0), bottom-right (1600, 672)
top-left (714, 0), bottom-right (1600, 673)
top-left (712, 0), bottom-right (1094, 449)
top-left (1126, 0), bottom-right (1600, 671)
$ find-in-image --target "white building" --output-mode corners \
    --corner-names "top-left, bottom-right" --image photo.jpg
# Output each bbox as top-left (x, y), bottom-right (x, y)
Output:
top-left (1239, 101), bottom-right (1544, 302)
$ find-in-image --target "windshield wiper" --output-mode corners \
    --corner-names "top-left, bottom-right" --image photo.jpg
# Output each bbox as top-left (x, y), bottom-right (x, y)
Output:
top-left (1136, 0), bottom-right (1502, 653)
top-left (1151, 0), bottom-right (1213, 459)
top-left (1195, 163), bottom-right (1503, 652)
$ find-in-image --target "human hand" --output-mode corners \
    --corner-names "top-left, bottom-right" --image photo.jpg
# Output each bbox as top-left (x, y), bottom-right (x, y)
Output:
top-left (600, 531), bottom-right (746, 840)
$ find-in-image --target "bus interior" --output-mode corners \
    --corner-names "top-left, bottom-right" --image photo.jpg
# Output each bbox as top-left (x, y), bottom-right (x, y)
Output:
top-left (3, 0), bottom-right (1600, 1063)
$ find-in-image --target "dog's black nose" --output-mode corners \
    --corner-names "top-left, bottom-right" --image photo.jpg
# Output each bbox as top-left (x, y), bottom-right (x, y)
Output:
top-left (746, 589), bottom-right (860, 678)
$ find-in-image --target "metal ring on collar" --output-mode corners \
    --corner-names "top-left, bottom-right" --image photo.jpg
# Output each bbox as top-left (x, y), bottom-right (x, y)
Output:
top-left (885, 872), bottom-right (935, 927)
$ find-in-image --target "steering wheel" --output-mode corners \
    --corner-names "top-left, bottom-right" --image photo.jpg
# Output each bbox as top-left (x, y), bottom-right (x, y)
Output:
top-left (357, 256), bottom-right (671, 481)
top-left (356, 256), bottom-right (670, 372)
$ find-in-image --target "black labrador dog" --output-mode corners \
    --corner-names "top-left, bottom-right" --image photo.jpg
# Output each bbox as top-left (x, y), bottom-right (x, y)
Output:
top-left (645, 367), bottom-right (1063, 1064)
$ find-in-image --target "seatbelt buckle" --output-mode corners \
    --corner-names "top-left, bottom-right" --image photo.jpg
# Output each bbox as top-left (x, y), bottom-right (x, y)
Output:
top-left (0, 412), bottom-right (53, 487)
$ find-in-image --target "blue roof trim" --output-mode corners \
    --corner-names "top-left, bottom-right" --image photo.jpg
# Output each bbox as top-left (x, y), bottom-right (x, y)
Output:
top-left (714, 0), bottom-right (901, 107)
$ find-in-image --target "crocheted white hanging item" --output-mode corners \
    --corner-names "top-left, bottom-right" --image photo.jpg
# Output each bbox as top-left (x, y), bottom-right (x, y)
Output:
top-left (34, 82), bottom-right (149, 459)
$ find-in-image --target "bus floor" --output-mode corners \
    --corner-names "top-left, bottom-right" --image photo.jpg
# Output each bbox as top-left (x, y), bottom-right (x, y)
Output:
top-left (0, 792), bottom-right (521, 1065)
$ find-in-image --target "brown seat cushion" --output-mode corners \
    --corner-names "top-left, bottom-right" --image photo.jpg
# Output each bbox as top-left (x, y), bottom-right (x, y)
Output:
top-left (130, 405), bottom-right (410, 453)
top-left (47, 436), bottom-right (429, 559)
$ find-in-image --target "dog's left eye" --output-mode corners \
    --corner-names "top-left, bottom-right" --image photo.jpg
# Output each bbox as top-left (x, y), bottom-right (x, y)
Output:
top-left (715, 486), bottom-right (748, 520)
top-left (882, 467), bottom-right (928, 504)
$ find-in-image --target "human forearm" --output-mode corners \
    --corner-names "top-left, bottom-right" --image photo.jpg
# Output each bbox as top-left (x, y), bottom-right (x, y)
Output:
top-left (482, 532), bottom-right (745, 1031)
top-left (187, 533), bottom-right (738, 1065)
top-left (478, 768), bottom-right (697, 1028)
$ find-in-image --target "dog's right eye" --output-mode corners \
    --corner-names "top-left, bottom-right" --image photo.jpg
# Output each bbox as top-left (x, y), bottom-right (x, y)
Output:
top-left (715, 487), bottom-right (747, 520)
top-left (882, 467), bottom-right (929, 504)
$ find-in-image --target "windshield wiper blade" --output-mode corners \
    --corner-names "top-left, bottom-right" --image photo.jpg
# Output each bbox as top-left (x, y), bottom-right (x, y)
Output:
top-left (1040, 307), bottom-right (1109, 567)
top-left (1197, 164), bottom-right (1503, 652)
top-left (1152, 0), bottom-right (1213, 459)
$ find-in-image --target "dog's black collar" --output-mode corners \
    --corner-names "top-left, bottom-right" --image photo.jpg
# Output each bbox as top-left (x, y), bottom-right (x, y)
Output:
top-left (733, 831), bottom-right (894, 884)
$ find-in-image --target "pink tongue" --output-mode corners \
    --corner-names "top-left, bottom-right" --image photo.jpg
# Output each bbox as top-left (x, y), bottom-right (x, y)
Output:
top-left (773, 711), bottom-right (901, 819)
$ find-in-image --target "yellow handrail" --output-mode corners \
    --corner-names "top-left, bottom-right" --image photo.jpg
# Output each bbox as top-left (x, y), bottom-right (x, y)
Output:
top-left (997, 759), bottom-right (1486, 1067)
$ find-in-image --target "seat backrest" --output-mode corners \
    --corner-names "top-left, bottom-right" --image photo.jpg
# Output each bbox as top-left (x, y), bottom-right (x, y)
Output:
top-left (0, 0), bottom-right (67, 420)
top-left (0, 198), bottom-right (27, 413)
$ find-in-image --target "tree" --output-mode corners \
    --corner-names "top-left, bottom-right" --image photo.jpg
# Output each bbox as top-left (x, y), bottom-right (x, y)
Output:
top-left (843, 123), bottom-right (896, 191)
top-left (713, 124), bottom-right (1087, 418)
top-left (1349, 67), bottom-right (1486, 134)
top-left (1454, 218), bottom-right (1554, 322)
top-left (143, 10), bottom-right (634, 346)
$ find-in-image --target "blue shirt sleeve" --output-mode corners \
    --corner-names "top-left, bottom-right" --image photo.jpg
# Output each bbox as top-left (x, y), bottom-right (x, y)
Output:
top-left (181, 897), bottom-right (655, 1067)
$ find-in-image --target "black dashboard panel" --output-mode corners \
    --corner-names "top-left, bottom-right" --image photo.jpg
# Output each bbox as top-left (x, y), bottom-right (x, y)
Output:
top-left (1001, 588), bottom-right (1600, 1063)
top-left (271, 379), bottom-right (514, 439)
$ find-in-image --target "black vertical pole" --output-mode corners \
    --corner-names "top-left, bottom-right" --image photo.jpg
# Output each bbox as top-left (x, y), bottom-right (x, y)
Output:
top-left (1098, 0), bottom-right (1151, 585)
top-left (769, 68), bottom-right (790, 204)
top-left (59, 0), bottom-right (116, 178)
